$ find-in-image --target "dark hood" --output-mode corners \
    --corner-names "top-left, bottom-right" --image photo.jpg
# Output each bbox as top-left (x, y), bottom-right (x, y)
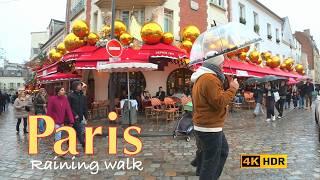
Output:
top-left (72, 81), bottom-right (81, 91)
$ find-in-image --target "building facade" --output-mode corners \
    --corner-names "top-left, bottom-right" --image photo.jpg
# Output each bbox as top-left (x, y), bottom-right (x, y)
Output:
top-left (30, 31), bottom-right (49, 59)
top-left (228, 0), bottom-right (301, 63)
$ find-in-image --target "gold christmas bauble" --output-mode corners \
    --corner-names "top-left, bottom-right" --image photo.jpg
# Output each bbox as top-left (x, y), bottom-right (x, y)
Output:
top-left (284, 58), bottom-right (294, 70)
top-left (263, 52), bottom-right (272, 60)
top-left (119, 32), bottom-right (133, 46)
top-left (162, 32), bottom-right (174, 45)
top-left (72, 20), bottom-right (89, 38)
top-left (239, 52), bottom-right (247, 61)
top-left (266, 58), bottom-right (272, 67)
top-left (141, 22), bottom-right (163, 44)
top-left (257, 58), bottom-right (262, 65)
top-left (249, 50), bottom-right (260, 63)
top-left (101, 25), bottom-right (111, 37)
top-left (270, 56), bottom-right (281, 68)
top-left (295, 64), bottom-right (304, 73)
top-left (48, 49), bottom-right (57, 59)
top-left (181, 40), bottom-right (193, 53)
top-left (181, 25), bottom-right (200, 43)
top-left (64, 33), bottom-right (85, 51)
top-left (87, 32), bottom-right (100, 46)
top-left (56, 43), bottom-right (66, 54)
top-left (114, 20), bottom-right (127, 37)
top-left (51, 52), bottom-right (62, 62)
top-left (185, 58), bottom-right (190, 64)
top-left (280, 63), bottom-right (287, 70)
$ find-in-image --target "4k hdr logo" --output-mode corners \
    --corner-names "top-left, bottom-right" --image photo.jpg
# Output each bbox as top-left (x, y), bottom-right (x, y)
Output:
top-left (240, 154), bottom-right (288, 169)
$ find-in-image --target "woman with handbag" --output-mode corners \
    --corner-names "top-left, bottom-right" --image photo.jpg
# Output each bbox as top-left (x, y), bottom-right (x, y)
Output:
top-left (46, 87), bottom-right (74, 141)
top-left (14, 90), bottom-right (32, 134)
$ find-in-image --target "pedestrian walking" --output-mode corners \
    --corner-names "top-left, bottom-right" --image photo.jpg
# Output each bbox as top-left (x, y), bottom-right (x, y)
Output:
top-left (14, 90), bottom-right (32, 134)
top-left (275, 81), bottom-right (287, 118)
top-left (284, 87), bottom-right (292, 109)
top-left (253, 84), bottom-right (264, 116)
top-left (34, 88), bottom-right (48, 133)
top-left (292, 91), bottom-right (298, 108)
top-left (0, 91), bottom-right (3, 115)
top-left (305, 78), bottom-right (314, 110)
top-left (265, 83), bottom-right (276, 122)
top-left (46, 87), bottom-right (74, 141)
top-left (298, 83), bottom-right (306, 109)
top-left (190, 53), bottom-right (239, 179)
top-left (68, 81), bottom-right (88, 149)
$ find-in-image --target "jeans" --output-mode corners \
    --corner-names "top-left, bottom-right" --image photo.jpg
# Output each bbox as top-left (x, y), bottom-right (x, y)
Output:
top-left (299, 96), bottom-right (305, 108)
top-left (254, 103), bottom-right (264, 115)
top-left (194, 131), bottom-right (229, 180)
top-left (38, 119), bottom-right (45, 133)
top-left (266, 97), bottom-right (275, 119)
top-left (16, 117), bottom-right (28, 132)
top-left (73, 119), bottom-right (86, 148)
top-left (55, 124), bottom-right (62, 141)
top-left (275, 99), bottom-right (284, 117)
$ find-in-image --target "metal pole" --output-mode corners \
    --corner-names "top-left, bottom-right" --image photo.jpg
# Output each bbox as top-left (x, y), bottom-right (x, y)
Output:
top-left (110, 0), bottom-right (116, 39)
top-left (127, 72), bottom-right (131, 125)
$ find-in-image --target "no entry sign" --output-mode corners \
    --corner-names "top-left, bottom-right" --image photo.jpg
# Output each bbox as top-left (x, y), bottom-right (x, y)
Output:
top-left (106, 39), bottom-right (123, 57)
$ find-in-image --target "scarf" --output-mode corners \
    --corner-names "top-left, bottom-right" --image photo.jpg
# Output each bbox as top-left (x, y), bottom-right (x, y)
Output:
top-left (202, 62), bottom-right (226, 83)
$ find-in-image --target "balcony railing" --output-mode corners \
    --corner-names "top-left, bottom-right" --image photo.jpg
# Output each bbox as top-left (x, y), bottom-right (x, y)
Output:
top-left (70, 0), bottom-right (85, 20)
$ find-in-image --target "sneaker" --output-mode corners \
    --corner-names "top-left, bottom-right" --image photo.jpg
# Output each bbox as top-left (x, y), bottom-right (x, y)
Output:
top-left (277, 116), bottom-right (282, 119)
top-left (272, 116), bottom-right (276, 121)
top-left (266, 118), bottom-right (271, 122)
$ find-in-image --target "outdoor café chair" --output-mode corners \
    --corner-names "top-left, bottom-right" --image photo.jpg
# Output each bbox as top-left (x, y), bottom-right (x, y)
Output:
top-left (150, 98), bottom-right (164, 123)
top-left (244, 92), bottom-right (256, 110)
top-left (164, 97), bottom-right (179, 121)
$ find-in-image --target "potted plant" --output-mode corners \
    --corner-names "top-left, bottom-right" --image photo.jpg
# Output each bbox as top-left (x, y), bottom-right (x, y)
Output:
top-left (239, 17), bottom-right (246, 25)
top-left (267, 35), bottom-right (272, 40)
top-left (254, 24), bottom-right (260, 33)
top-left (276, 39), bottom-right (281, 43)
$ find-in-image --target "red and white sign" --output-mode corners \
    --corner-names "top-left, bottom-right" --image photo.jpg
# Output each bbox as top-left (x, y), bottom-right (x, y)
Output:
top-left (106, 39), bottom-right (123, 57)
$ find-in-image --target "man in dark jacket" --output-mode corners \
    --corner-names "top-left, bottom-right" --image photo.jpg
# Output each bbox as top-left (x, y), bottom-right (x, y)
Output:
top-left (156, 86), bottom-right (166, 101)
top-left (68, 81), bottom-right (87, 149)
top-left (253, 84), bottom-right (264, 116)
top-left (275, 81), bottom-right (287, 118)
top-left (305, 78), bottom-right (314, 109)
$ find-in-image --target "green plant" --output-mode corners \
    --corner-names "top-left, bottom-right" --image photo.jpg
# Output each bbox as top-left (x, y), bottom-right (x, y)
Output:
top-left (267, 35), bottom-right (272, 40)
top-left (239, 17), bottom-right (246, 25)
top-left (254, 24), bottom-right (260, 33)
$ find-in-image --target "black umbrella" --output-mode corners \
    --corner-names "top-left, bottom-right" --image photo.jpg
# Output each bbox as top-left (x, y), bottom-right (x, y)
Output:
top-left (245, 77), bottom-right (261, 85)
top-left (245, 75), bottom-right (286, 85)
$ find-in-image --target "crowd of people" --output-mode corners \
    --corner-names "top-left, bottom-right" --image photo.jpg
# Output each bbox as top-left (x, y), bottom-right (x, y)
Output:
top-left (252, 78), bottom-right (315, 121)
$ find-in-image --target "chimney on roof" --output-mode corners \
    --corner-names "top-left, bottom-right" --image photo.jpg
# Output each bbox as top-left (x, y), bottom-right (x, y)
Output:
top-left (303, 29), bottom-right (310, 35)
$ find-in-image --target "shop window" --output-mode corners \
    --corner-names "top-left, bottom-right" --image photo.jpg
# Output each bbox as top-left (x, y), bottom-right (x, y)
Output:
top-left (109, 72), bottom-right (146, 100)
top-left (164, 9), bottom-right (173, 33)
top-left (239, 3), bottom-right (246, 25)
top-left (167, 68), bottom-right (193, 97)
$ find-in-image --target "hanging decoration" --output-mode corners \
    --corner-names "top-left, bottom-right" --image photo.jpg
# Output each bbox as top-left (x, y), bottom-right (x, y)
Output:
top-left (269, 56), bottom-right (281, 68)
top-left (249, 50), bottom-right (260, 63)
top-left (119, 32), bottom-right (133, 46)
top-left (181, 40), bottom-right (193, 53)
top-left (266, 58), bottom-right (272, 67)
top-left (129, 15), bottom-right (142, 41)
top-left (49, 49), bottom-right (57, 60)
top-left (295, 64), bottom-right (304, 74)
top-left (100, 25), bottom-right (111, 38)
top-left (72, 20), bottom-right (89, 38)
top-left (280, 63), bottom-right (287, 70)
top-left (263, 52), bottom-right (272, 60)
top-left (114, 20), bottom-right (127, 37)
top-left (87, 32), bottom-right (100, 46)
top-left (181, 25), bottom-right (200, 43)
top-left (284, 58), bottom-right (294, 71)
top-left (239, 52), bottom-right (247, 61)
top-left (257, 58), bottom-right (262, 65)
top-left (141, 22), bottom-right (163, 44)
top-left (56, 43), bottom-right (66, 54)
top-left (162, 32), bottom-right (174, 45)
top-left (64, 33), bottom-right (85, 51)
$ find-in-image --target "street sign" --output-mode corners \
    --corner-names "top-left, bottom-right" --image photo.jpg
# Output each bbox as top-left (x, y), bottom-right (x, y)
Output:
top-left (106, 39), bottom-right (123, 57)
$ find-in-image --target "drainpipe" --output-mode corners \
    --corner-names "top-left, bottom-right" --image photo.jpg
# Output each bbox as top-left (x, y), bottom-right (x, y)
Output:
top-left (227, 0), bottom-right (232, 22)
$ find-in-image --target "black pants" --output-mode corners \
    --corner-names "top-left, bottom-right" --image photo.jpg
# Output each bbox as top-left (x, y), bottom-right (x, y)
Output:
top-left (275, 99), bottom-right (284, 117)
top-left (266, 97), bottom-right (275, 119)
top-left (306, 93), bottom-right (313, 107)
top-left (194, 131), bottom-right (229, 180)
top-left (73, 119), bottom-right (85, 148)
top-left (16, 117), bottom-right (27, 132)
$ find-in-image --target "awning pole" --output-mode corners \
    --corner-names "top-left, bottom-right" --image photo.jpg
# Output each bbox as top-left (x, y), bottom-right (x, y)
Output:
top-left (127, 72), bottom-right (131, 125)
top-left (110, 0), bottom-right (116, 39)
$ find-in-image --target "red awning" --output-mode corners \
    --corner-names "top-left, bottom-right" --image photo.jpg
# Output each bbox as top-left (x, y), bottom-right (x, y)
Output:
top-left (140, 43), bottom-right (187, 60)
top-left (39, 73), bottom-right (81, 83)
top-left (223, 68), bottom-right (265, 77)
top-left (36, 62), bottom-right (59, 78)
top-left (223, 60), bottom-right (300, 78)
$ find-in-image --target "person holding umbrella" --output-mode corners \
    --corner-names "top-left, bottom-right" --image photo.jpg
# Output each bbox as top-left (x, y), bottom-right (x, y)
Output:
top-left (275, 81), bottom-right (287, 119)
top-left (191, 52), bottom-right (239, 179)
top-left (253, 83), bottom-right (264, 117)
top-left (265, 82), bottom-right (276, 121)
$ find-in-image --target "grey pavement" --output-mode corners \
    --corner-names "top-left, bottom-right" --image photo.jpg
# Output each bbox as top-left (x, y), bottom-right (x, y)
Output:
top-left (0, 105), bottom-right (319, 180)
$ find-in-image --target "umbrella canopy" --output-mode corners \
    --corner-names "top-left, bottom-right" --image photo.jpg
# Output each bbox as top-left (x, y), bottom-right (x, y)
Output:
top-left (244, 77), bottom-right (262, 85)
top-left (245, 75), bottom-right (287, 85)
top-left (190, 22), bottom-right (261, 65)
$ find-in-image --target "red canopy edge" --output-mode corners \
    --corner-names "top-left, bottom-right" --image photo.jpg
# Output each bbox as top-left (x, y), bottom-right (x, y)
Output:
top-left (36, 61), bottom-right (59, 78)
top-left (140, 43), bottom-right (187, 60)
top-left (39, 73), bottom-right (81, 83)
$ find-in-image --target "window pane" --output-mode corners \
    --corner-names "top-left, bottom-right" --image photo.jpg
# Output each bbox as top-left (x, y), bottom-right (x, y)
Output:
top-left (121, 11), bottom-right (130, 27)
top-left (164, 9), bottom-right (173, 33)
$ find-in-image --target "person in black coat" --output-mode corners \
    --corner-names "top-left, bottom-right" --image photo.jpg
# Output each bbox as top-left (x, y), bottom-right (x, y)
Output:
top-left (304, 79), bottom-right (314, 109)
top-left (253, 84), bottom-right (264, 116)
top-left (265, 83), bottom-right (276, 121)
top-left (156, 86), bottom-right (166, 101)
top-left (68, 81), bottom-right (88, 149)
top-left (275, 81), bottom-right (287, 118)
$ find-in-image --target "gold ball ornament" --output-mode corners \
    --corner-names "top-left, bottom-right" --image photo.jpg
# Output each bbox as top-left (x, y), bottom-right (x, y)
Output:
top-left (270, 56), bottom-right (281, 68)
top-left (114, 20), bottom-right (127, 37)
top-left (263, 52), bottom-right (272, 60)
top-left (181, 40), bottom-right (193, 53)
top-left (119, 32), bottom-right (133, 46)
top-left (51, 52), bottom-right (62, 62)
top-left (64, 33), bottom-right (85, 51)
top-left (295, 64), bottom-right (304, 73)
top-left (284, 58), bottom-right (294, 70)
top-left (181, 25), bottom-right (200, 43)
top-left (56, 43), bottom-right (66, 54)
top-left (185, 58), bottom-right (190, 64)
top-left (72, 20), bottom-right (89, 38)
top-left (257, 58), bottom-right (262, 65)
top-left (87, 32), bottom-right (100, 46)
top-left (141, 22), bottom-right (163, 44)
top-left (48, 49), bottom-right (57, 59)
top-left (101, 25), bottom-right (111, 37)
top-left (266, 58), bottom-right (272, 67)
top-left (249, 50), bottom-right (260, 63)
top-left (162, 32), bottom-right (174, 45)
top-left (280, 63), bottom-right (287, 70)
top-left (239, 52), bottom-right (247, 61)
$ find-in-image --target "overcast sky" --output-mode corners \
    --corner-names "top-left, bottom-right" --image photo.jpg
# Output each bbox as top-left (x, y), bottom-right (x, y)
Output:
top-left (0, 0), bottom-right (319, 64)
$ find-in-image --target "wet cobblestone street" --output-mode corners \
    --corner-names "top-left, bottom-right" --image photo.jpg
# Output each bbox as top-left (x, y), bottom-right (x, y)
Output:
top-left (0, 105), bottom-right (319, 180)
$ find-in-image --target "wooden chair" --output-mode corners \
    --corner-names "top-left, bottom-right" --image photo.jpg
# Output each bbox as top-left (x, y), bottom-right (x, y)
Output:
top-left (164, 97), bottom-right (179, 121)
top-left (244, 92), bottom-right (255, 109)
top-left (150, 98), bottom-right (164, 123)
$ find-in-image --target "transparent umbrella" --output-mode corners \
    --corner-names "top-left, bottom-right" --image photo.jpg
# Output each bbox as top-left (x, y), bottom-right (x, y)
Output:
top-left (190, 22), bottom-right (262, 65)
